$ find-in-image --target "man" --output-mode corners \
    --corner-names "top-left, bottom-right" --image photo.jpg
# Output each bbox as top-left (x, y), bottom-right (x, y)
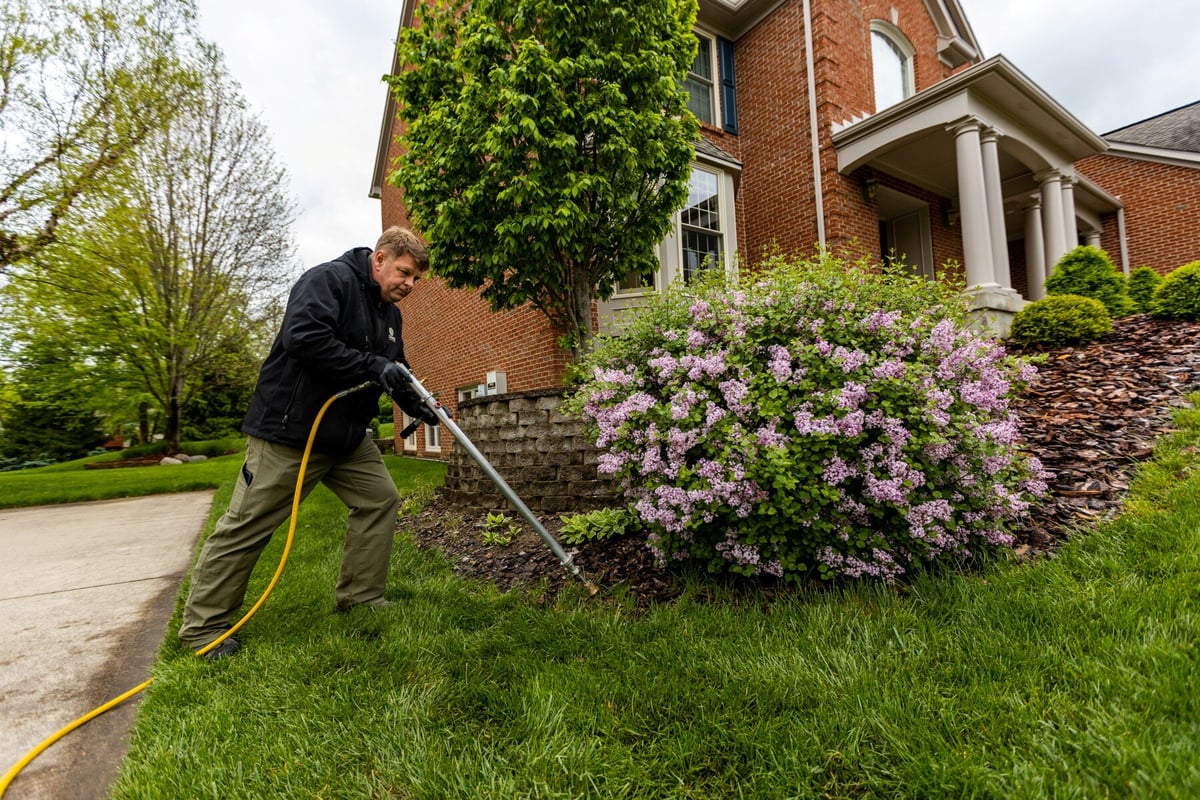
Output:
top-left (179, 225), bottom-right (438, 659)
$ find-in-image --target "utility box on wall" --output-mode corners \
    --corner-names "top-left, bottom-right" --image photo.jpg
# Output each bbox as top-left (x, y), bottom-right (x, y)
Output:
top-left (486, 370), bottom-right (507, 395)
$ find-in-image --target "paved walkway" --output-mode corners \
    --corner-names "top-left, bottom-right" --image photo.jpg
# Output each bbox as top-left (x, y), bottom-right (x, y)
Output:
top-left (0, 492), bottom-right (214, 800)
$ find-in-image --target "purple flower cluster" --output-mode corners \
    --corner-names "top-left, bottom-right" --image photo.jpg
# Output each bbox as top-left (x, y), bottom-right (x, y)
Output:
top-left (571, 261), bottom-right (1048, 583)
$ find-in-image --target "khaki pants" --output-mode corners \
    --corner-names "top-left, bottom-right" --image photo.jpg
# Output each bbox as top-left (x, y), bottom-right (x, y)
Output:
top-left (178, 435), bottom-right (401, 648)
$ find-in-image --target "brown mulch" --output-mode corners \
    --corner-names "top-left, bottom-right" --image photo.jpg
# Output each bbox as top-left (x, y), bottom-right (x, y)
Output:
top-left (404, 315), bottom-right (1200, 605)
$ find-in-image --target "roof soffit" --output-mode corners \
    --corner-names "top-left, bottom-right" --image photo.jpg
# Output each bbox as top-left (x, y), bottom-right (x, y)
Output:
top-left (922, 0), bottom-right (981, 67)
top-left (697, 0), bottom-right (787, 40)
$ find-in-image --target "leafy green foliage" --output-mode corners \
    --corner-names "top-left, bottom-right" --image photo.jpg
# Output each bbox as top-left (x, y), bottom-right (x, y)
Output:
top-left (0, 337), bottom-right (106, 462)
top-left (3, 46), bottom-right (291, 452)
top-left (1044, 245), bottom-right (1134, 316)
top-left (1127, 266), bottom-right (1163, 313)
top-left (0, 0), bottom-right (200, 268)
top-left (483, 511), bottom-right (519, 545)
top-left (1009, 294), bottom-right (1113, 347)
top-left (558, 507), bottom-right (641, 544)
top-left (569, 253), bottom-right (1046, 583)
top-left (386, 0), bottom-right (700, 359)
top-left (1150, 259), bottom-right (1200, 321)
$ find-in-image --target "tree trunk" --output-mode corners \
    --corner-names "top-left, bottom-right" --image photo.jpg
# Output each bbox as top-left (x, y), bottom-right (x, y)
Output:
top-left (166, 378), bottom-right (183, 453)
top-left (571, 268), bottom-right (595, 364)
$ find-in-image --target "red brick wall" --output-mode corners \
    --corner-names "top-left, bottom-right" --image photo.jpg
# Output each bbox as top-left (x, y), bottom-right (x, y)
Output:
top-left (733, 0), bottom-right (964, 260)
top-left (1078, 153), bottom-right (1200, 275)
top-left (379, 0), bottom-right (977, 457)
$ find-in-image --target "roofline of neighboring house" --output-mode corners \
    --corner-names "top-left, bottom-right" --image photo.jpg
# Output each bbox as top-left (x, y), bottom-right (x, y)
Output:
top-left (1100, 141), bottom-right (1200, 170)
top-left (832, 54), bottom-right (1107, 161)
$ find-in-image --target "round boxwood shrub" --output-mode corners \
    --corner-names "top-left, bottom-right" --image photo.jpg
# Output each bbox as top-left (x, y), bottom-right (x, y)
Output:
top-left (1009, 294), bottom-right (1113, 347)
top-left (1150, 260), bottom-right (1200, 321)
top-left (1127, 266), bottom-right (1162, 313)
top-left (1045, 245), bottom-right (1133, 317)
top-left (568, 254), bottom-right (1048, 584)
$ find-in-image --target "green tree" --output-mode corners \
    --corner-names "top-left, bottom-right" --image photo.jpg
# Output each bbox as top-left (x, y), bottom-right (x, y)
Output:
top-left (0, 336), bottom-right (106, 462)
top-left (386, 0), bottom-right (700, 360)
top-left (10, 47), bottom-right (294, 452)
top-left (0, 0), bottom-right (198, 269)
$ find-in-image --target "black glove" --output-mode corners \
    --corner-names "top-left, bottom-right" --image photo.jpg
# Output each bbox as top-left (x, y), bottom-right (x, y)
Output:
top-left (377, 361), bottom-right (410, 396)
top-left (394, 384), bottom-right (439, 427)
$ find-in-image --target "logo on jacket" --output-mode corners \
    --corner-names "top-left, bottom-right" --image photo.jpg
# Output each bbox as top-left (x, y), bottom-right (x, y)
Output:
top-left (388, 327), bottom-right (396, 343)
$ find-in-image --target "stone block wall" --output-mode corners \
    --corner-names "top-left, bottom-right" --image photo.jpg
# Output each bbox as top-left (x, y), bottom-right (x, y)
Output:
top-left (440, 389), bottom-right (618, 515)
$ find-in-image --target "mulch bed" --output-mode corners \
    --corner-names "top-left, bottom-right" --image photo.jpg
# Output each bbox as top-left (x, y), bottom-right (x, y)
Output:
top-left (404, 314), bottom-right (1200, 604)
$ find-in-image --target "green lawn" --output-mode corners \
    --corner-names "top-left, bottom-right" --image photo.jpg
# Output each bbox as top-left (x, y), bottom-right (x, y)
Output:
top-left (0, 438), bottom-right (249, 508)
top-left (9, 412), bottom-right (1200, 798)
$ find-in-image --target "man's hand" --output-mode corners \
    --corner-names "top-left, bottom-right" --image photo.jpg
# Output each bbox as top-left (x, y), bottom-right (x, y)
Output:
top-left (377, 361), bottom-right (410, 396)
top-left (394, 385), bottom-right (439, 427)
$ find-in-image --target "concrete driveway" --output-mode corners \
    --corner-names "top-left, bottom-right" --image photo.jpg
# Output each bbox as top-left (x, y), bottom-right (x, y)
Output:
top-left (0, 492), bottom-right (214, 800)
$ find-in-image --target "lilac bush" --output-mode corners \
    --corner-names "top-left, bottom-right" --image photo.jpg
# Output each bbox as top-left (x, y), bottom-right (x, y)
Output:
top-left (567, 253), bottom-right (1050, 583)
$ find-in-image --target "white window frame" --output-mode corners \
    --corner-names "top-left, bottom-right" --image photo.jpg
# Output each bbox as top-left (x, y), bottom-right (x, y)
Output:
top-left (684, 30), bottom-right (721, 127)
top-left (425, 418), bottom-right (441, 452)
top-left (870, 21), bottom-right (915, 112)
top-left (597, 162), bottom-right (738, 333)
top-left (661, 164), bottom-right (737, 286)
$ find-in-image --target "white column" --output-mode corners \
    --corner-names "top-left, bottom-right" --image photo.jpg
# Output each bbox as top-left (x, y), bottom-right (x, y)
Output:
top-left (1037, 170), bottom-right (1067, 273)
top-left (1060, 173), bottom-right (1079, 251)
top-left (1084, 230), bottom-right (1101, 248)
top-left (950, 118), bottom-right (996, 289)
top-left (980, 127), bottom-right (1011, 288)
top-left (1023, 198), bottom-right (1046, 301)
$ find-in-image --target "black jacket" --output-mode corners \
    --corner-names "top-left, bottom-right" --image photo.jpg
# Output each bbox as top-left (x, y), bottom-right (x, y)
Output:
top-left (241, 248), bottom-right (404, 454)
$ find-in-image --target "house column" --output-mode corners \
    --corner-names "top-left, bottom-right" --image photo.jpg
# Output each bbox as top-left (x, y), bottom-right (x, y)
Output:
top-left (1084, 230), bottom-right (1102, 248)
top-left (980, 127), bottom-right (1011, 288)
top-left (1023, 197), bottom-right (1047, 301)
top-left (1037, 169), bottom-right (1068, 274)
top-left (1060, 173), bottom-right (1079, 251)
top-left (950, 117), bottom-right (997, 289)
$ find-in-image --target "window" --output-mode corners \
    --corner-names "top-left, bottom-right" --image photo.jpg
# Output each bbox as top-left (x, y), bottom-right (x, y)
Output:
top-left (595, 162), bottom-right (738, 333)
top-left (680, 168), bottom-right (723, 281)
top-left (684, 33), bottom-right (717, 125)
top-left (425, 420), bottom-right (441, 451)
top-left (870, 23), bottom-right (915, 111)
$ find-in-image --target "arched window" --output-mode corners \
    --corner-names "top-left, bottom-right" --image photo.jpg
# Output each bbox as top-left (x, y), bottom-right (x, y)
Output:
top-left (870, 22), bottom-right (915, 111)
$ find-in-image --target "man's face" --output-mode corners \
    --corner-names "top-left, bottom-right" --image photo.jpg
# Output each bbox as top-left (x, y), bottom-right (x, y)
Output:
top-left (372, 250), bottom-right (425, 303)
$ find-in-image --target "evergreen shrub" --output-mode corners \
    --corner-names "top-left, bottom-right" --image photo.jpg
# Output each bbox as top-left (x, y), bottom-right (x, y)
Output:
top-left (568, 254), bottom-right (1048, 583)
top-left (1009, 295), bottom-right (1113, 347)
top-left (1151, 260), bottom-right (1200, 321)
top-left (1045, 245), bottom-right (1133, 316)
top-left (1127, 266), bottom-right (1162, 313)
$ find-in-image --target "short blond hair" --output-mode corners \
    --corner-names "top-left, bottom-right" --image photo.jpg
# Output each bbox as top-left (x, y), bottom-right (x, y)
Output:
top-left (375, 225), bottom-right (429, 272)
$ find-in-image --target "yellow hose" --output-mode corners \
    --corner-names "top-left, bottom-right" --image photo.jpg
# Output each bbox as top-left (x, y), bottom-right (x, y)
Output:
top-left (0, 392), bottom-right (342, 797)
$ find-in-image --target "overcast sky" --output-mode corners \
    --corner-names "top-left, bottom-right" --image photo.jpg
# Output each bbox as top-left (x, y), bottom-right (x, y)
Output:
top-left (194, 0), bottom-right (1199, 273)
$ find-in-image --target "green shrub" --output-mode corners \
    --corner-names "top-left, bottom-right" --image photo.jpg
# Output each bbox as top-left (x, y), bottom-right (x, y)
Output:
top-left (1045, 245), bottom-right (1134, 316)
top-left (1127, 266), bottom-right (1163, 313)
top-left (568, 253), bottom-right (1047, 584)
top-left (1151, 260), bottom-right (1200, 321)
top-left (558, 507), bottom-right (641, 545)
top-left (1009, 295), bottom-right (1113, 346)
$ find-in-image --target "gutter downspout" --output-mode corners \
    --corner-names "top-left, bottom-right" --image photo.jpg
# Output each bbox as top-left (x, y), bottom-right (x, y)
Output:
top-left (802, 0), bottom-right (825, 247)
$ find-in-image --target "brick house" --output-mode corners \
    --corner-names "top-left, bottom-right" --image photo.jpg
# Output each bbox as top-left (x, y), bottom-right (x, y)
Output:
top-left (371, 0), bottom-right (1198, 460)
